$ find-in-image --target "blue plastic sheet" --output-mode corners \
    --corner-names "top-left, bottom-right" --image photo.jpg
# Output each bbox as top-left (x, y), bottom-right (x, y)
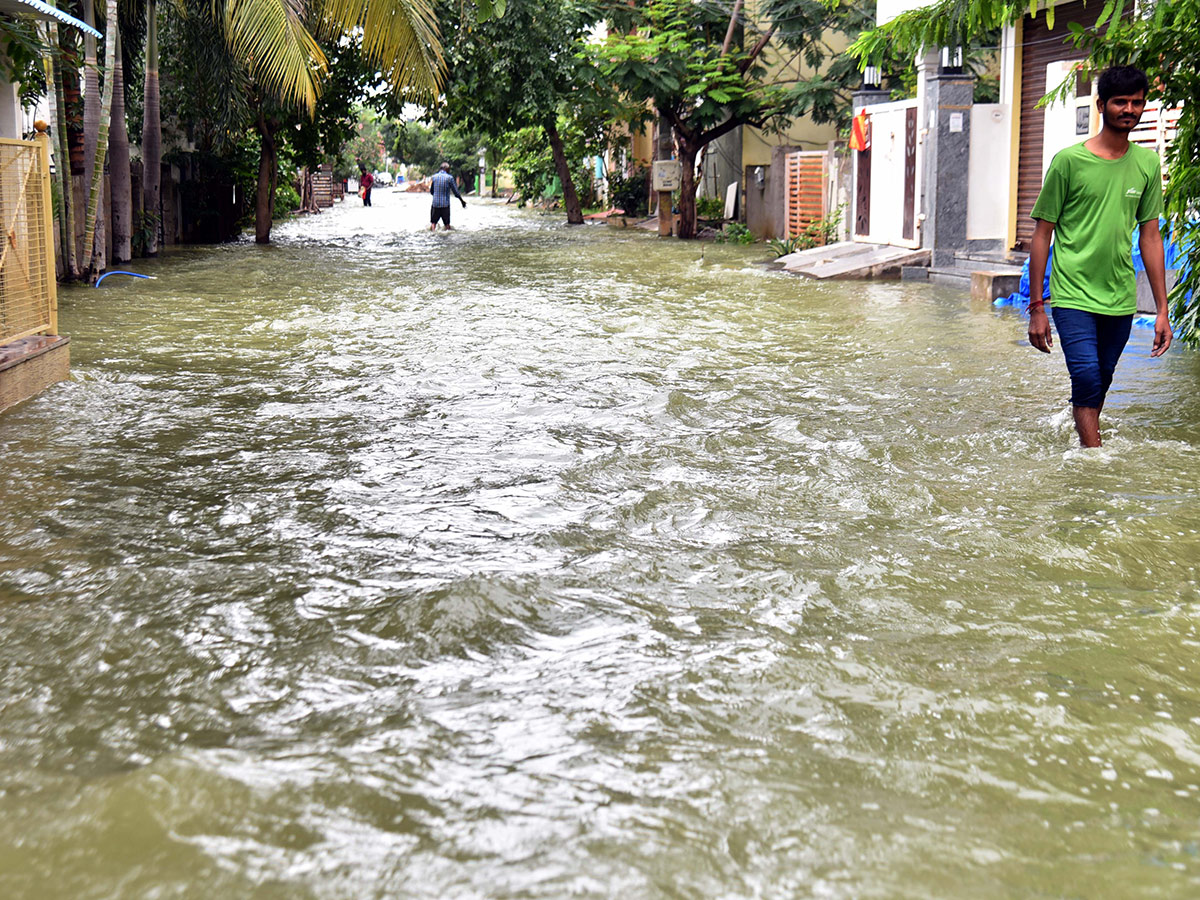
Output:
top-left (992, 248), bottom-right (1050, 311)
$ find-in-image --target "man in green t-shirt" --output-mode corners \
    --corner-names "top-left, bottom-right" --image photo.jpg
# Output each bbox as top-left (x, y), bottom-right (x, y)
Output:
top-left (1027, 64), bottom-right (1172, 448)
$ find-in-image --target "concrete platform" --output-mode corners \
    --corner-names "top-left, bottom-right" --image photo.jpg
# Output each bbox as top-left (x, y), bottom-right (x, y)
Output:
top-left (970, 271), bottom-right (1022, 303)
top-left (777, 241), bottom-right (931, 279)
top-left (0, 334), bottom-right (70, 414)
top-left (1137, 270), bottom-right (1178, 314)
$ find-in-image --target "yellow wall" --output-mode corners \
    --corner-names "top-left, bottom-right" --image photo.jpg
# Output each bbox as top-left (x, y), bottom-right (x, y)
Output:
top-left (741, 3), bottom-right (846, 168)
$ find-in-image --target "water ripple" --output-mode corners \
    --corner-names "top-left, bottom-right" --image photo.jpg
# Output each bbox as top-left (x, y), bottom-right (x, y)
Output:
top-left (1, 192), bottom-right (1200, 898)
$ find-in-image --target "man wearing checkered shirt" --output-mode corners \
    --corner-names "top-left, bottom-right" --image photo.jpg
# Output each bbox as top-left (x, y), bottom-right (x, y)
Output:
top-left (429, 163), bottom-right (466, 231)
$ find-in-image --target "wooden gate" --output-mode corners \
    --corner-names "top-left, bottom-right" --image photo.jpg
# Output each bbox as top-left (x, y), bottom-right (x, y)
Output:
top-left (313, 165), bottom-right (334, 208)
top-left (783, 150), bottom-right (828, 239)
top-left (0, 137), bottom-right (56, 343)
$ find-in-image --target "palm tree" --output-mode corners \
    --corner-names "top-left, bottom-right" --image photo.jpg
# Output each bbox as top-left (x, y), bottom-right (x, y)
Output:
top-left (81, 0), bottom-right (118, 277)
top-left (81, 0), bottom-right (102, 269)
top-left (142, 0), bottom-right (160, 256)
top-left (42, 19), bottom-right (79, 278)
top-left (109, 31), bottom-right (131, 262)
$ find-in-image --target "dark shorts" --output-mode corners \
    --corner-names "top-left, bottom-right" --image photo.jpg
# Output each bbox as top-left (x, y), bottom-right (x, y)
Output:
top-left (1051, 306), bottom-right (1133, 408)
top-left (431, 205), bottom-right (450, 226)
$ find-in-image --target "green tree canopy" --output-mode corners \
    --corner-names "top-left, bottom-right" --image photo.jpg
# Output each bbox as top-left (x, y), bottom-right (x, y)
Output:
top-left (392, 120), bottom-right (442, 176)
top-left (591, 0), bottom-right (866, 237)
top-left (434, 0), bottom-right (607, 223)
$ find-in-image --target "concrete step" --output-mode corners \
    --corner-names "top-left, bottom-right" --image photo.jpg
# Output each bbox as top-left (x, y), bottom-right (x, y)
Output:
top-left (929, 265), bottom-right (1023, 302)
top-left (778, 241), bottom-right (931, 279)
top-left (952, 250), bottom-right (1025, 272)
top-left (928, 266), bottom-right (972, 286)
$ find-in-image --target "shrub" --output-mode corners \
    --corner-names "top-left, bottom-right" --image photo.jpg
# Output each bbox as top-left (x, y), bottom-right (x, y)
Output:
top-left (696, 195), bottom-right (725, 220)
top-left (608, 166), bottom-right (648, 217)
top-left (766, 207), bottom-right (845, 257)
top-left (504, 126), bottom-right (555, 206)
top-left (715, 222), bottom-right (756, 244)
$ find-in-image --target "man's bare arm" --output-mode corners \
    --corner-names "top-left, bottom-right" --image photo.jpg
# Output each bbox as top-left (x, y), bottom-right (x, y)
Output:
top-left (1028, 219), bottom-right (1055, 353)
top-left (1138, 219), bottom-right (1172, 357)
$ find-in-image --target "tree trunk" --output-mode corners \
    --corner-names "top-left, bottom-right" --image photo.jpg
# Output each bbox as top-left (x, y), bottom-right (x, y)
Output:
top-left (109, 32), bottom-right (131, 263)
top-left (255, 109), bottom-right (279, 244)
top-left (45, 23), bottom-right (78, 279)
top-left (81, 0), bottom-right (100, 268)
top-left (142, 0), bottom-right (161, 256)
top-left (82, 0), bottom-right (118, 277)
top-left (544, 118), bottom-right (583, 225)
top-left (676, 139), bottom-right (699, 240)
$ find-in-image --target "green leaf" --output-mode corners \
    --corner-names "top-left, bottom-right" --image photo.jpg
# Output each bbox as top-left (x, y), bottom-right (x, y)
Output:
top-left (476, 0), bottom-right (494, 22)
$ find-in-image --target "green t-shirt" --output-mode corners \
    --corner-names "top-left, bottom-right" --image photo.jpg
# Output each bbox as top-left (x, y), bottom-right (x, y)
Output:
top-left (1030, 141), bottom-right (1163, 315)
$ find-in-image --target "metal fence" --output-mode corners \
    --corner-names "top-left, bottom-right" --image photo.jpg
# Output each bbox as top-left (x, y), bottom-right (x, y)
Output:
top-left (0, 136), bottom-right (57, 344)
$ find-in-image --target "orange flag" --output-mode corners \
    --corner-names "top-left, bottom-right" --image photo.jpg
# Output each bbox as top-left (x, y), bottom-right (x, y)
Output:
top-left (850, 111), bottom-right (871, 152)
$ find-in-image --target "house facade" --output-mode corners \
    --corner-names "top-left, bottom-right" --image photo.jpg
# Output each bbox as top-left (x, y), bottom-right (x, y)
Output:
top-left (695, 0), bottom-right (845, 239)
top-left (855, 0), bottom-right (1175, 267)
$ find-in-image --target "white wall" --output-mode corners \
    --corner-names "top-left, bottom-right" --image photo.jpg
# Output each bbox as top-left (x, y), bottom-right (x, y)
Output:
top-left (0, 82), bottom-right (22, 140)
top-left (967, 104), bottom-right (1011, 241)
top-left (1041, 60), bottom-right (1092, 177)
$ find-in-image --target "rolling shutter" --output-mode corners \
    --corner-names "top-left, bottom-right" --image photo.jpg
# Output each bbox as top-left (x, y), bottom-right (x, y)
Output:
top-left (1014, 0), bottom-right (1102, 251)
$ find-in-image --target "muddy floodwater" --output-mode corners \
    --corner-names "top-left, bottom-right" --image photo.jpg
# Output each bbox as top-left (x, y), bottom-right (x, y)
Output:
top-left (4, 191), bottom-right (1200, 898)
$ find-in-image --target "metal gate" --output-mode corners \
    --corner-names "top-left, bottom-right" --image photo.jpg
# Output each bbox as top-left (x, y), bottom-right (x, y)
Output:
top-left (0, 137), bottom-right (57, 344)
top-left (783, 150), bottom-right (828, 239)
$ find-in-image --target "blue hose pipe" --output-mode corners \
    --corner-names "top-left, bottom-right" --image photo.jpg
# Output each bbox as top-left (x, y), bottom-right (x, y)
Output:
top-left (95, 270), bottom-right (155, 287)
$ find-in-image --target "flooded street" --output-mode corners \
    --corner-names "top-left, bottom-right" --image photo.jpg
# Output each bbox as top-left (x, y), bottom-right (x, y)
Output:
top-left (4, 191), bottom-right (1200, 898)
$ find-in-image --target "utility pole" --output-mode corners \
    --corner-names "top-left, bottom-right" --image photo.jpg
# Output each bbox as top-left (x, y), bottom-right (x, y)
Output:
top-left (656, 112), bottom-right (673, 237)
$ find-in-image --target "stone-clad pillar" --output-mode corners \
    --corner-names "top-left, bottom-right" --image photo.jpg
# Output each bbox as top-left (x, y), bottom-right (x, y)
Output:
top-left (852, 87), bottom-right (890, 113)
top-left (921, 62), bottom-right (976, 266)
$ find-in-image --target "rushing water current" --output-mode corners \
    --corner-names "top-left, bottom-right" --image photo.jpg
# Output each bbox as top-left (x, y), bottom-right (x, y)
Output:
top-left (4, 192), bottom-right (1200, 899)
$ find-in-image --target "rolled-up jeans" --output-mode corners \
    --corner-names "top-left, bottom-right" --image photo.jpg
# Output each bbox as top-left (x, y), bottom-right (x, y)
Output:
top-left (1050, 306), bottom-right (1133, 408)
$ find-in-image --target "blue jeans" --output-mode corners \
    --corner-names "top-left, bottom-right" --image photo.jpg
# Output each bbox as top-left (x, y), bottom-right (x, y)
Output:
top-left (1051, 306), bottom-right (1133, 408)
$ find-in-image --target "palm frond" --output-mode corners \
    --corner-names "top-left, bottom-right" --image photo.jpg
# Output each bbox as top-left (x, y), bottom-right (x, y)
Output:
top-left (316, 0), bottom-right (444, 101)
top-left (222, 0), bottom-right (326, 112)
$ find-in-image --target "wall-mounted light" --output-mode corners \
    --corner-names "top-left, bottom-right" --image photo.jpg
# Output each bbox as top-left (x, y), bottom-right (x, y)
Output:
top-left (941, 47), bottom-right (964, 73)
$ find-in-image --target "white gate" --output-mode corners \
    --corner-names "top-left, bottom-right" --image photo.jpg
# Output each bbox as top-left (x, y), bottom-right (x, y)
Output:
top-left (852, 98), bottom-right (920, 248)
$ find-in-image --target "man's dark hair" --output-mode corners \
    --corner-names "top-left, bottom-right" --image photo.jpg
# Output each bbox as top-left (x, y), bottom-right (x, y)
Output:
top-left (1097, 65), bottom-right (1149, 103)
